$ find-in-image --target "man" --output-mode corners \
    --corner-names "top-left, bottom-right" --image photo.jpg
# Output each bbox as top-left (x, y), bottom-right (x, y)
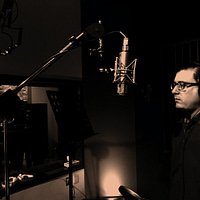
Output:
top-left (170, 63), bottom-right (200, 200)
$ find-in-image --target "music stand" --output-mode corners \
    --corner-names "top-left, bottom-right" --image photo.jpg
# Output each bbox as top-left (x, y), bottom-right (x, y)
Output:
top-left (47, 90), bottom-right (95, 200)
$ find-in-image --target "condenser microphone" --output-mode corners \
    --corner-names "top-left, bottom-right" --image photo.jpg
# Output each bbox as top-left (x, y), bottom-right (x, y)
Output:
top-left (111, 37), bottom-right (137, 96)
top-left (116, 37), bottom-right (130, 96)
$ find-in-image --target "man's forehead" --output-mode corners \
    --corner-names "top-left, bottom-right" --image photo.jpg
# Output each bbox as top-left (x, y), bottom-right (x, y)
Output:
top-left (175, 69), bottom-right (196, 82)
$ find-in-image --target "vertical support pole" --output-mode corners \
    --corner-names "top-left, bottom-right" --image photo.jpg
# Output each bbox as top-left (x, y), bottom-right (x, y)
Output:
top-left (69, 142), bottom-right (73, 200)
top-left (3, 119), bottom-right (10, 200)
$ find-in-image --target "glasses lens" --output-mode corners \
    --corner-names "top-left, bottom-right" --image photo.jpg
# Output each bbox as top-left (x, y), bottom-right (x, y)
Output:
top-left (179, 82), bottom-right (185, 90)
top-left (171, 82), bottom-right (185, 90)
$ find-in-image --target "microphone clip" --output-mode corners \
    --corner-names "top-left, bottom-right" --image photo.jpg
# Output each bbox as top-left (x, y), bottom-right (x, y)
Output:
top-left (111, 57), bottom-right (137, 84)
top-left (111, 57), bottom-right (137, 96)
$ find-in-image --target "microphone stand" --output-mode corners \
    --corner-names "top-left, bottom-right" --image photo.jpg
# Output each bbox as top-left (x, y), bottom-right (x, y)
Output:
top-left (0, 22), bottom-right (104, 200)
top-left (3, 119), bottom-right (9, 200)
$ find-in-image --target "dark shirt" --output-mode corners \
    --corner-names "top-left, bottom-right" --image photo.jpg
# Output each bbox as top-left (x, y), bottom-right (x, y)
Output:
top-left (170, 114), bottom-right (200, 200)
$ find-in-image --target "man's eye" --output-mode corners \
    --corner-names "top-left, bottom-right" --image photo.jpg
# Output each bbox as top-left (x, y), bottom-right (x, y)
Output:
top-left (179, 83), bottom-right (185, 88)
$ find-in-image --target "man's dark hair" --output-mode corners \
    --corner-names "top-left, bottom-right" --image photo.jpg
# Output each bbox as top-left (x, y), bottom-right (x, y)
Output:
top-left (179, 62), bottom-right (200, 83)
top-left (178, 62), bottom-right (200, 95)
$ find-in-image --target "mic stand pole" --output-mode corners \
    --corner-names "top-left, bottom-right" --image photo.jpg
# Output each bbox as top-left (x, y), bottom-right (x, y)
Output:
top-left (12, 21), bottom-right (104, 94)
top-left (3, 119), bottom-right (9, 200)
top-left (69, 142), bottom-right (73, 200)
top-left (13, 32), bottom-right (84, 94)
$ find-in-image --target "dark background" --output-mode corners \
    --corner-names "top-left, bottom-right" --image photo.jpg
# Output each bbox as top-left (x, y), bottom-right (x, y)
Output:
top-left (1, 1), bottom-right (200, 199)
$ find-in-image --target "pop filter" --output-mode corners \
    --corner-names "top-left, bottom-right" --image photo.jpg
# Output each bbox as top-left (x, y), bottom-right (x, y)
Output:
top-left (119, 185), bottom-right (143, 200)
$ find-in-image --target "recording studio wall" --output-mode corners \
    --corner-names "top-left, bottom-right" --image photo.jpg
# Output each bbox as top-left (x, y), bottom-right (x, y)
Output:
top-left (0, 0), bottom-right (82, 80)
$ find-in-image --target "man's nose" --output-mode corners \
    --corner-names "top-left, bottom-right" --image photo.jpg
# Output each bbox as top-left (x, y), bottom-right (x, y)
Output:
top-left (172, 85), bottom-right (179, 94)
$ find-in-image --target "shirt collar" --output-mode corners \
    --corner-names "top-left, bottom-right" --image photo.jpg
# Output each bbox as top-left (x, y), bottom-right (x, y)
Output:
top-left (184, 108), bottom-right (200, 126)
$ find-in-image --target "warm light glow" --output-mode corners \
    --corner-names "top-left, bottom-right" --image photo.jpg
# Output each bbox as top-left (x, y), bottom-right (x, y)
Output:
top-left (102, 169), bottom-right (121, 196)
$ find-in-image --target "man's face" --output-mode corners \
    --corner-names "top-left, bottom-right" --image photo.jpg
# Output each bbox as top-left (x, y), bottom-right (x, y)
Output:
top-left (172, 69), bottom-right (200, 111)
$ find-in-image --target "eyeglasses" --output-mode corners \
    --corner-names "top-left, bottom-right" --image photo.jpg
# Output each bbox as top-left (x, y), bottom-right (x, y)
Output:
top-left (170, 81), bottom-right (199, 91)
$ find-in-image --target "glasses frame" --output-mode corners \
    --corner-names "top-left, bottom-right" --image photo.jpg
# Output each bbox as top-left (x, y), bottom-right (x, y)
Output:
top-left (170, 81), bottom-right (199, 91)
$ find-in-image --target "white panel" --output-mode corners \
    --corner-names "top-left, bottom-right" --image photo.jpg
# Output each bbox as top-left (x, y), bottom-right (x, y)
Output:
top-left (2, 169), bottom-right (85, 200)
